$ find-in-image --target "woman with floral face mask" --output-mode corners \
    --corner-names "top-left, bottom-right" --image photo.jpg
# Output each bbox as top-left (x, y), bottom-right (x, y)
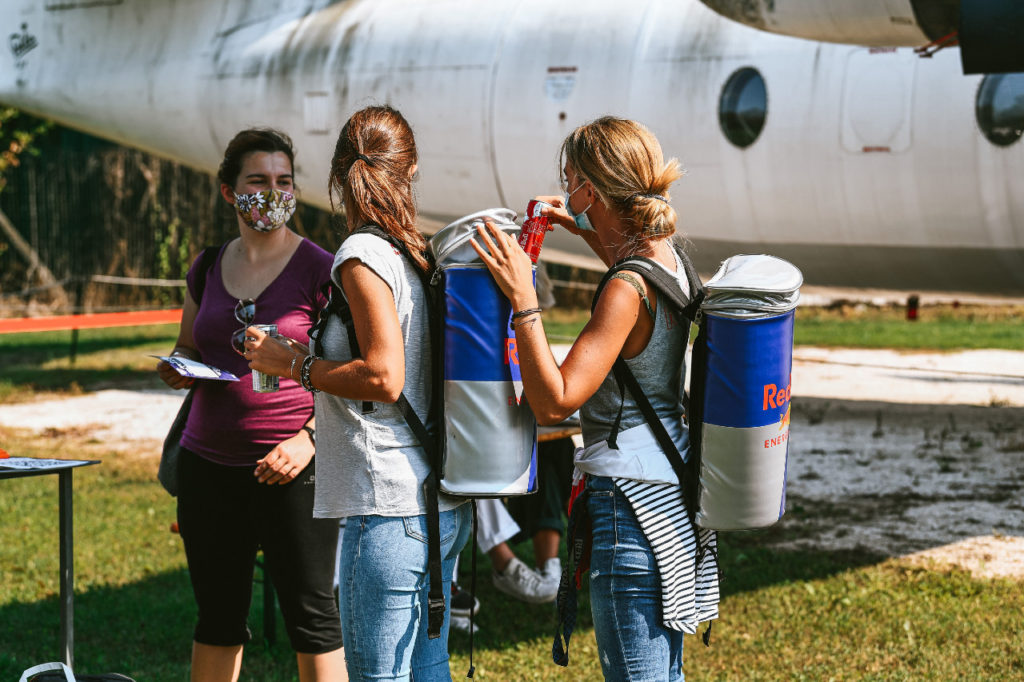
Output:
top-left (156, 128), bottom-right (346, 682)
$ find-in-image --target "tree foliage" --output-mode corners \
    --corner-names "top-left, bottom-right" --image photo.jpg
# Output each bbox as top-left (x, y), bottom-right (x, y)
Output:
top-left (0, 107), bottom-right (52, 194)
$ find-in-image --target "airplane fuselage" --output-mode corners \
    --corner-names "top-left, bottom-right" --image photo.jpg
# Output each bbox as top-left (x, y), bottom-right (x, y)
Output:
top-left (2, 0), bottom-right (1023, 292)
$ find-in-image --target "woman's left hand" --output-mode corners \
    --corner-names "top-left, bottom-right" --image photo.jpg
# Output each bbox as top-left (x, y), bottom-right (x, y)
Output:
top-left (254, 432), bottom-right (313, 484)
top-left (470, 220), bottom-right (539, 311)
top-left (244, 326), bottom-right (302, 380)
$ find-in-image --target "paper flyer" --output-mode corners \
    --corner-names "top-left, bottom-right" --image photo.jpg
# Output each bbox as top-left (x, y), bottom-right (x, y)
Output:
top-left (152, 355), bottom-right (239, 382)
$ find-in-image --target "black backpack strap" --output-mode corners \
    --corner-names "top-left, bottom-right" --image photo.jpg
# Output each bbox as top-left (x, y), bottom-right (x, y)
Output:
top-left (594, 246), bottom-right (704, 324)
top-left (589, 244), bottom-right (706, 531)
top-left (192, 245), bottom-right (221, 304)
top-left (591, 245), bottom-right (704, 445)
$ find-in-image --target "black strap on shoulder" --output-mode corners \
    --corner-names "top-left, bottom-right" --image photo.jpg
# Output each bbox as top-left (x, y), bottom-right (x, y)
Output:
top-left (590, 242), bottom-right (706, 529)
top-left (192, 245), bottom-right (221, 304)
top-left (594, 243), bottom-right (704, 323)
top-left (320, 224), bottom-right (448, 639)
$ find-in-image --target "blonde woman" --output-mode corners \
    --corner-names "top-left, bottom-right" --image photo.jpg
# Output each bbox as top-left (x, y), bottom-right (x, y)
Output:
top-left (471, 116), bottom-right (719, 680)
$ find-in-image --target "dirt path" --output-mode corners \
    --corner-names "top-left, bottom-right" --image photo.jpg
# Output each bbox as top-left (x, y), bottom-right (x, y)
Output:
top-left (1, 347), bottom-right (1022, 578)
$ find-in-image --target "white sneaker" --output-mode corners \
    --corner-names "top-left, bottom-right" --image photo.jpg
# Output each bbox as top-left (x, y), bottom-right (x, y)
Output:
top-left (492, 556), bottom-right (558, 604)
top-left (539, 557), bottom-right (562, 593)
top-left (449, 614), bottom-right (480, 634)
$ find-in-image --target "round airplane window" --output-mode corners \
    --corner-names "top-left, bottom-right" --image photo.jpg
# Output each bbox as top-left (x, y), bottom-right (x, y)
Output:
top-left (719, 67), bottom-right (767, 148)
top-left (976, 73), bottom-right (1024, 147)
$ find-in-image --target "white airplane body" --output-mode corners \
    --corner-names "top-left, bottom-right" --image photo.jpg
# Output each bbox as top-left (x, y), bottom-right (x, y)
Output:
top-left (2, 0), bottom-right (1022, 292)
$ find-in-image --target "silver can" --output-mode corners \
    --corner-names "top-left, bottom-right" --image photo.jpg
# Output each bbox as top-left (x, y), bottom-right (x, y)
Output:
top-left (251, 324), bottom-right (280, 393)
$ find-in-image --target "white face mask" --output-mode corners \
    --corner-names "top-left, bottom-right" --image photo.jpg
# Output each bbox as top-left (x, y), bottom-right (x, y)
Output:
top-left (563, 182), bottom-right (595, 232)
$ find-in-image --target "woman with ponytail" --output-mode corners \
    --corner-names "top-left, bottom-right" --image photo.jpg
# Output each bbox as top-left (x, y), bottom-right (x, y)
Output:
top-left (471, 116), bottom-right (720, 680)
top-left (244, 106), bottom-right (471, 681)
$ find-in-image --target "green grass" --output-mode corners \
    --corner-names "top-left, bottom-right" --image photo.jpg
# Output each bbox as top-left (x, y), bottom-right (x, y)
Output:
top-left (0, 324), bottom-right (178, 401)
top-left (0, 303), bottom-right (1018, 402)
top-left (543, 304), bottom-right (1024, 351)
top-left (792, 304), bottom-right (1024, 350)
top-left (1, 432), bottom-right (1021, 680)
top-left (1, 306), bottom-right (1022, 677)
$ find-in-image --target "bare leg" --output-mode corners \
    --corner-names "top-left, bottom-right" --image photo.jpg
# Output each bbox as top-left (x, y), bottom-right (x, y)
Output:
top-left (297, 647), bottom-right (347, 682)
top-left (191, 642), bottom-right (242, 682)
top-left (533, 528), bottom-right (561, 567)
top-left (488, 542), bottom-right (515, 573)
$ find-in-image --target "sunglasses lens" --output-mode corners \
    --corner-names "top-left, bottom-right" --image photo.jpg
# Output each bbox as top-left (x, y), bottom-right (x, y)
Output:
top-left (231, 328), bottom-right (247, 355)
top-left (234, 299), bottom-right (256, 325)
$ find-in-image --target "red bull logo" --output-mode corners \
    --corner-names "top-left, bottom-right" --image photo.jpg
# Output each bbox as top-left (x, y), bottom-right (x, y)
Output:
top-left (778, 403), bottom-right (791, 431)
top-left (762, 376), bottom-right (792, 411)
top-left (763, 389), bottom-right (792, 449)
top-left (504, 338), bottom-right (519, 366)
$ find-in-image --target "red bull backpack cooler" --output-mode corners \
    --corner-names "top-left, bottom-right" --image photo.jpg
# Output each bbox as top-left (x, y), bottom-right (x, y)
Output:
top-left (428, 209), bottom-right (539, 497)
top-left (693, 254), bottom-right (802, 530)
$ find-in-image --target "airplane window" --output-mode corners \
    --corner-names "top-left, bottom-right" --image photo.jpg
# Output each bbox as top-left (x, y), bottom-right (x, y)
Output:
top-left (719, 67), bottom-right (767, 148)
top-left (976, 73), bottom-right (1024, 147)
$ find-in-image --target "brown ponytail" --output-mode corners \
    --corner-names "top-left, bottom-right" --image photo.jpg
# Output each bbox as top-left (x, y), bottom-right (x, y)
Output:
top-left (328, 106), bottom-right (428, 272)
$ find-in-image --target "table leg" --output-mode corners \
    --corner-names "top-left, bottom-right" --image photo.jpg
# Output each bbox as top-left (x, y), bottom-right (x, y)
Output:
top-left (58, 469), bottom-right (74, 668)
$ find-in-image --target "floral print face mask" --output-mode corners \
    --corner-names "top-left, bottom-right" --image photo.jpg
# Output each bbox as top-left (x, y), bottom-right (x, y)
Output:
top-left (232, 189), bottom-right (296, 232)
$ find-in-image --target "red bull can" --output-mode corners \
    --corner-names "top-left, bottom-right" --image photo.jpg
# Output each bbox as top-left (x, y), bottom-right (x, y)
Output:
top-left (517, 200), bottom-right (554, 263)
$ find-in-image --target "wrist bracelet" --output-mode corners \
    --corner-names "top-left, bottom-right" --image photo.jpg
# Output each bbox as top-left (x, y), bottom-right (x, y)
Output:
top-left (512, 307), bottom-right (542, 320)
top-left (302, 424), bottom-right (316, 444)
top-left (289, 354), bottom-right (299, 382)
top-left (512, 314), bottom-right (540, 329)
top-left (300, 354), bottom-right (320, 393)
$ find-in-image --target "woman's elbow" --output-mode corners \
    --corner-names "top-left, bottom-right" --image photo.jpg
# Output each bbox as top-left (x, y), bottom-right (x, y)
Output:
top-left (534, 405), bottom-right (575, 426)
top-left (367, 369), bottom-right (404, 403)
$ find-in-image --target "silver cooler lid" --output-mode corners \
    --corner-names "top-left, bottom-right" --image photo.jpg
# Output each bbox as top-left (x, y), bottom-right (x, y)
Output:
top-left (702, 254), bottom-right (803, 319)
top-left (428, 208), bottom-right (519, 266)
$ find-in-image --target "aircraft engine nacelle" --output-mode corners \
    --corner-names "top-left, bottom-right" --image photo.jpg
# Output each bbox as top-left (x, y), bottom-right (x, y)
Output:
top-left (698, 0), bottom-right (1024, 74)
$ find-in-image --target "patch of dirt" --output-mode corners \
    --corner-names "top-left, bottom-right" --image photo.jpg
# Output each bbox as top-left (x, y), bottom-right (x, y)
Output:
top-left (903, 535), bottom-right (1024, 580)
top-left (2, 349), bottom-right (1023, 579)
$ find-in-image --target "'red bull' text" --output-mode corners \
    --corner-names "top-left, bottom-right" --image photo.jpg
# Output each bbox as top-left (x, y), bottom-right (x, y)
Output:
top-left (763, 378), bottom-right (792, 410)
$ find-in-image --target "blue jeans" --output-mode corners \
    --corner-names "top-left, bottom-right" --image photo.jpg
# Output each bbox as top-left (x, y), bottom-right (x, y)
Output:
top-left (587, 476), bottom-right (684, 681)
top-left (339, 503), bottom-right (472, 681)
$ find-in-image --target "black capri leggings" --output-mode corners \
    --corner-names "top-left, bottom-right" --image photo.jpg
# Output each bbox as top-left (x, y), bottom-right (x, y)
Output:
top-left (176, 447), bottom-right (342, 653)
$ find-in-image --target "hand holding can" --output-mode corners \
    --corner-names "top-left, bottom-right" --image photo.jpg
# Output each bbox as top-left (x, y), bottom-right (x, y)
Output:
top-left (517, 199), bottom-right (554, 263)
top-left (251, 324), bottom-right (280, 392)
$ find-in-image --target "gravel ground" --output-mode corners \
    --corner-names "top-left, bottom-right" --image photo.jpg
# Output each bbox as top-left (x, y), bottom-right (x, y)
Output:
top-left (1, 347), bottom-right (1021, 578)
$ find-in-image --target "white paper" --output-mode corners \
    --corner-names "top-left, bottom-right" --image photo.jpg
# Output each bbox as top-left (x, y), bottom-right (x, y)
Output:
top-left (0, 457), bottom-right (93, 471)
top-left (151, 355), bottom-right (239, 381)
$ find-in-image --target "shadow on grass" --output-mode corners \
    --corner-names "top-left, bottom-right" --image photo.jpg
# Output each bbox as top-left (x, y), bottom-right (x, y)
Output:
top-left (0, 325), bottom-right (177, 394)
top-left (447, 532), bottom-right (885, 660)
top-left (0, 326), bottom-right (177, 356)
top-left (0, 569), bottom-right (295, 681)
top-left (0, 367), bottom-right (166, 394)
top-left (715, 533), bottom-right (887, 597)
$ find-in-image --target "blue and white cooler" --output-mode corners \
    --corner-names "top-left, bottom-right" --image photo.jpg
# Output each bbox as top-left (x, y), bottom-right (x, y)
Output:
top-left (694, 254), bottom-right (803, 530)
top-left (428, 209), bottom-right (538, 497)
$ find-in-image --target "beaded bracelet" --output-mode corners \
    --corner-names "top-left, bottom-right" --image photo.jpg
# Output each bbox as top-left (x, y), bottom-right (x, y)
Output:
top-left (512, 307), bottom-right (542, 320)
top-left (300, 354), bottom-right (320, 393)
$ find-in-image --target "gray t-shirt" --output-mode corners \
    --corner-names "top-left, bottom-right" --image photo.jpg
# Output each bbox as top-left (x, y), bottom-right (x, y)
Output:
top-left (313, 233), bottom-right (463, 518)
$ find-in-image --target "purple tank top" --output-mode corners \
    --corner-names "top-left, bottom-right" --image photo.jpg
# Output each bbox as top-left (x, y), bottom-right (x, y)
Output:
top-left (180, 239), bottom-right (332, 466)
